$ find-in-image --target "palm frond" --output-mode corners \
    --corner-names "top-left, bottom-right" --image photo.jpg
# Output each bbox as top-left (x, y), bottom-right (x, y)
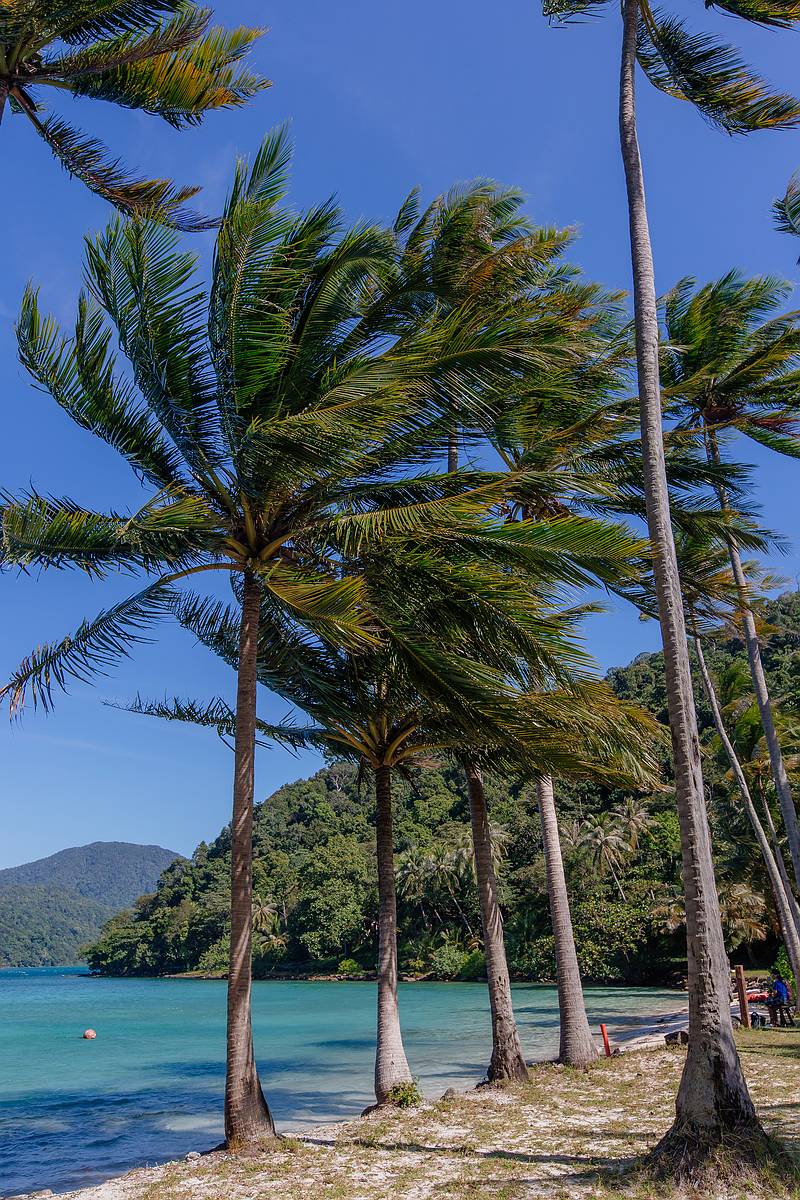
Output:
top-left (18, 106), bottom-right (213, 229)
top-left (208, 127), bottom-right (296, 447)
top-left (1, 580), bottom-right (178, 717)
top-left (67, 24), bottom-right (268, 127)
top-left (774, 172), bottom-right (800, 246)
top-left (116, 693), bottom-right (315, 750)
top-left (704, 0), bottom-right (800, 27)
top-left (259, 566), bottom-right (378, 650)
top-left (17, 286), bottom-right (186, 490)
top-left (39, 8), bottom-right (212, 81)
top-left (1, 489), bottom-right (212, 576)
top-left (34, 3), bottom-right (186, 46)
top-left (637, 5), bottom-right (800, 133)
top-left (85, 218), bottom-right (224, 475)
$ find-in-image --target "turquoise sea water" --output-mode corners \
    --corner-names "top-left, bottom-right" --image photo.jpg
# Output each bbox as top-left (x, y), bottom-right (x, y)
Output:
top-left (0, 968), bottom-right (683, 1197)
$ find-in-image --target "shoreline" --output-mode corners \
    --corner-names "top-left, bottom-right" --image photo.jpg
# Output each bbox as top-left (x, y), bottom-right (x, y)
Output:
top-left (48, 1024), bottom-right (795, 1200)
top-left (14, 1003), bottom-right (691, 1200)
top-left (69, 967), bottom-right (688, 988)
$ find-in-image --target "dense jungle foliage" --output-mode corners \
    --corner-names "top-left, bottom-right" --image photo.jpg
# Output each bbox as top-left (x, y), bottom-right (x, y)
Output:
top-left (84, 594), bottom-right (800, 985)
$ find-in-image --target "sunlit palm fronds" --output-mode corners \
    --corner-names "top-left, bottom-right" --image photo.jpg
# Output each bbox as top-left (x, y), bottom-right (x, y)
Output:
top-left (0, 1), bottom-right (267, 223)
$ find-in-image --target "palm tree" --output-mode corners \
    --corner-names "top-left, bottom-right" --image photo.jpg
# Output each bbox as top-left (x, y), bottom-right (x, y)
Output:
top-left (540, 0), bottom-right (800, 1161)
top-left (536, 773), bottom-right (597, 1066)
top-left (661, 272), bottom-right (800, 896)
top-left (575, 812), bottom-right (630, 901)
top-left (464, 761), bottom-right (530, 1080)
top-left (0, 2), bottom-right (267, 226)
top-left (1, 132), bottom-right (542, 1142)
top-left (667, 522), bottom-right (800, 984)
top-left (532, 682), bottom-right (664, 1066)
top-left (692, 629), bottom-right (800, 988)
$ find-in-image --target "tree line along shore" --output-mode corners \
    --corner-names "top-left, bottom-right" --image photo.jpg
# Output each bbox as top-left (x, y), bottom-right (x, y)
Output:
top-left (84, 593), bottom-right (800, 990)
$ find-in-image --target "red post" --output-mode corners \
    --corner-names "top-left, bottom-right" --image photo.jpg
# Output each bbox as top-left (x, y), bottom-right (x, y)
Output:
top-left (600, 1023), bottom-right (611, 1057)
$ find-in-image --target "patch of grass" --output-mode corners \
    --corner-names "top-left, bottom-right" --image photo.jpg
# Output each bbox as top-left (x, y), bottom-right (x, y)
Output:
top-left (385, 1080), bottom-right (423, 1109)
top-left (736, 1026), bottom-right (800, 1061)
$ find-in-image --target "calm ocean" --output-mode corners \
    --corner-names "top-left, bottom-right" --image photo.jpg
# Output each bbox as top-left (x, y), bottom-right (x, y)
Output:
top-left (0, 968), bottom-right (682, 1197)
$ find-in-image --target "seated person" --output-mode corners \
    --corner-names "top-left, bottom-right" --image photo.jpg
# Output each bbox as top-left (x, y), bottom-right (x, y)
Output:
top-left (767, 973), bottom-right (794, 1027)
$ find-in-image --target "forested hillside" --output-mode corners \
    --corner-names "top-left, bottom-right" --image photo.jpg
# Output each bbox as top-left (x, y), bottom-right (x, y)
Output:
top-left (0, 842), bottom-right (179, 909)
top-left (0, 842), bottom-right (179, 967)
top-left (85, 595), bottom-right (800, 985)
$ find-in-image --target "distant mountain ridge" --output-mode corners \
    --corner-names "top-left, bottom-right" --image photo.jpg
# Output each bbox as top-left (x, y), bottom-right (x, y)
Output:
top-left (0, 842), bottom-right (180, 967)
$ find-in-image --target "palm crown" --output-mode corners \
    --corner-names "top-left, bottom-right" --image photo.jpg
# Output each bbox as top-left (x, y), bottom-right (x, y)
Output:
top-left (0, 1), bottom-right (267, 226)
top-left (661, 271), bottom-right (800, 461)
top-left (544, 0), bottom-right (800, 136)
top-left (1, 129), bottom-right (608, 716)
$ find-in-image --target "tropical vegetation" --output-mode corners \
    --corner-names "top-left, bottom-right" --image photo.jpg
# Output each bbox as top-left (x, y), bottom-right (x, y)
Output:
top-left (84, 594), bottom-right (800, 991)
top-left (3, 0), bottom-right (800, 1186)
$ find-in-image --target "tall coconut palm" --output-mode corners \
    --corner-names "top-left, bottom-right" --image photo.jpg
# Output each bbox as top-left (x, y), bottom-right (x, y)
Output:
top-left (0, 1), bottom-right (267, 226)
top-left (536, 774), bottom-right (598, 1065)
top-left (692, 629), bottom-right (800, 987)
top-left (463, 760), bottom-right (530, 1081)
top-left (661, 272), bottom-right (800, 896)
top-left (636, 517), bottom-right (800, 1002)
top-left (0, 132), bottom-right (548, 1143)
top-left (540, 0), bottom-right (800, 1160)
top-left (530, 680), bottom-right (665, 1067)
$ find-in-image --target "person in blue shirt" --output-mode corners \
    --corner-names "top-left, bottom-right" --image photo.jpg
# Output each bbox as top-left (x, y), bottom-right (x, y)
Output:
top-left (768, 973), bottom-right (794, 1027)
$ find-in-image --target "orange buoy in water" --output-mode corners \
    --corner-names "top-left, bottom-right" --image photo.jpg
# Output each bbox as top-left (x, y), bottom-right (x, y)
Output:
top-left (82, 1029), bottom-right (97, 1040)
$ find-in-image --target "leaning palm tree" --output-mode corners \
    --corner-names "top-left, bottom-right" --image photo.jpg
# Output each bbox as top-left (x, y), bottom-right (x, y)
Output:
top-left (635, 517), bottom-right (800, 1000)
top-left (539, 0), bottom-right (800, 1163)
top-left (0, 2), bottom-right (267, 226)
top-left (0, 132), bottom-right (546, 1143)
top-left (662, 272), bottom-right (800, 894)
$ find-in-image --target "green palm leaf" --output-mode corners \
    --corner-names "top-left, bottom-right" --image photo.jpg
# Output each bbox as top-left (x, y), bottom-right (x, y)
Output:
top-left (17, 287), bottom-right (185, 489)
top-left (636, 5), bottom-right (800, 132)
top-left (1, 581), bottom-right (178, 717)
top-left (68, 25), bottom-right (267, 127)
top-left (19, 108), bottom-right (212, 229)
top-left (117, 694), bottom-right (314, 751)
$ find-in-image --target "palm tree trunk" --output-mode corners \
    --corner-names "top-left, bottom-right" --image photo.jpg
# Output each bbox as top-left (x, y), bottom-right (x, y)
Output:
top-left (537, 775), bottom-right (598, 1067)
top-left (465, 761), bottom-right (529, 1082)
top-left (448, 428), bottom-right (459, 473)
top-left (760, 793), bottom-right (800, 944)
top-left (619, 0), bottom-right (756, 1152)
top-left (374, 764), bottom-right (413, 1103)
top-left (705, 431), bottom-right (800, 894)
top-left (225, 569), bottom-right (275, 1145)
top-left (692, 628), bottom-right (800, 995)
top-left (607, 857), bottom-right (627, 903)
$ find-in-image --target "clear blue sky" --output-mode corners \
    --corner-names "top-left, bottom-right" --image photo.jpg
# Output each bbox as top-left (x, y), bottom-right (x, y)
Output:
top-left (2, 0), bottom-right (799, 869)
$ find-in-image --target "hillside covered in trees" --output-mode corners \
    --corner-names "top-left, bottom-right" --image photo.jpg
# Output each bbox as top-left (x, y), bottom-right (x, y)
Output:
top-left (0, 842), bottom-right (179, 967)
top-left (84, 595), bottom-right (800, 985)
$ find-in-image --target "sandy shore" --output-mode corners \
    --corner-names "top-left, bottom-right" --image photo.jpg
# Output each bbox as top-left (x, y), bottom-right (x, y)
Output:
top-left (12, 1007), bottom-right (707, 1200)
top-left (28, 1021), bottom-right (800, 1200)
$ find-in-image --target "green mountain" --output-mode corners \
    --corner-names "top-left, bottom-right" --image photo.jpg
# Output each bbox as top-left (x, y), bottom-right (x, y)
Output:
top-left (0, 842), bottom-right (179, 967)
top-left (84, 593), bottom-right (800, 985)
